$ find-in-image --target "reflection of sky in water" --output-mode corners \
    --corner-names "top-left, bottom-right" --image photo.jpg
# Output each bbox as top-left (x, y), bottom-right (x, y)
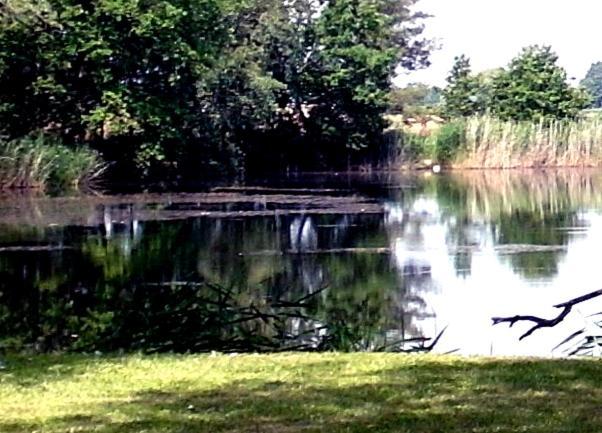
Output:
top-left (2, 172), bottom-right (602, 356)
top-left (387, 198), bottom-right (602, 357)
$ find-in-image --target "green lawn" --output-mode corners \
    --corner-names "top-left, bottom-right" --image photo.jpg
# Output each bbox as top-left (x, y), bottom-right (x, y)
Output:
top-left (0, 353), bottom-right (601, 432)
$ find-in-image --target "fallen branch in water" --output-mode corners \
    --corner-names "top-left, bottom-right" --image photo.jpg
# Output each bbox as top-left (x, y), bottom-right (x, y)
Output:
top-left (492, 289), bottom-right (602, 340)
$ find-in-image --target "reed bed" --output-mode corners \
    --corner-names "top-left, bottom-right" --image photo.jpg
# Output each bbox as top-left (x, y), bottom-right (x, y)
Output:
top-left (456, 116), bottom-right (602, 168)
top-left (0, 135), bottom-right (105, 190)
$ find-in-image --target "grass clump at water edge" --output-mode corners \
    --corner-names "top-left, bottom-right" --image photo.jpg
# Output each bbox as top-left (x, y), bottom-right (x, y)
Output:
top-left (0, 353), bottom-right (601, 433)
top-left (394, 115), bottom-right (602, 168)
top-left (0, 134), bottom-right (105, 190)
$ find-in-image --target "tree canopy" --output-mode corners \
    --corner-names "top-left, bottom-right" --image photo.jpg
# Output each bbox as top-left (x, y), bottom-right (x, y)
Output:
top-left (489, 46), bottom-right (589, 121)
top-left (441, 46), bottom-right (590, 122)
top-left (441, 55), bottom-right (486, 117)
top-left (0, 0), bottom-right (432, 178)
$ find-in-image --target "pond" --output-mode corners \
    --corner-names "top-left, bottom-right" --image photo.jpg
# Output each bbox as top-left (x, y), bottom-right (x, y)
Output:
top-left (1, 170), bottom-right (601, 357)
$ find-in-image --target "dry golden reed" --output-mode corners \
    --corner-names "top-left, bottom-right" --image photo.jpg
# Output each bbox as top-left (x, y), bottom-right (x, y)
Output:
top-left (455, 116), bottom-right (602, 168)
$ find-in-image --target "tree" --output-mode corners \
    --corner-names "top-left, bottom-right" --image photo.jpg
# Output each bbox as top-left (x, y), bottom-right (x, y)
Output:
top-left (0, 0), bottom-right (288, 175)
top-left (581, 62), bottom-right (602, 108)
top-left (442, 55), bottom-right (486, 117)
top-left (0, 0), bottom-right (58, 28)
top-left (388, 83), bottom-right (441, 116)
top-left (301, 0), bottom-right (431, 162)
top-left (489, 46), bottom-right (589, 121)
top-left (0, 0), bottom-right (232, 170)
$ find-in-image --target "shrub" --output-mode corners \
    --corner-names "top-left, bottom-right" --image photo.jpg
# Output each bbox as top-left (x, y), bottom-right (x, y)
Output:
top-left (0, 134), bottom-right (105, 190)
top-left (391, 121), bottom-right (465, 164)
top-left (432, 121), bottom-right (465, 163)
top-left (390, 130), bottom-right (431, 161)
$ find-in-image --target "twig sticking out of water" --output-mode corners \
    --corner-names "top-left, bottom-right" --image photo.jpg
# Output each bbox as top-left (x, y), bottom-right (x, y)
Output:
top-left (492, 289), bottom-right (602, 340)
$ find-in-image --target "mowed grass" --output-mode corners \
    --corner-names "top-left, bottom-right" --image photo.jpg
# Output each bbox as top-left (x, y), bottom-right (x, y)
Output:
top-left (1, 353), bottom-right (601, 433)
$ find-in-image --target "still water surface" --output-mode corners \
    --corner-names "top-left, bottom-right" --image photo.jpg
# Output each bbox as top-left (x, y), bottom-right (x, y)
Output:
top-left (1, 170), bottom-right (601, 356)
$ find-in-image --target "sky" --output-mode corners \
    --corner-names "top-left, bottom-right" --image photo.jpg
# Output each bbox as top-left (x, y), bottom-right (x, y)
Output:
top-left (398, 0), bottom-right (601, 87)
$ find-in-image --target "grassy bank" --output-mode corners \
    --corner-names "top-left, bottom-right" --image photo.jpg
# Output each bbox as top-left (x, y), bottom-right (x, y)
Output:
top-left (395, 116), bottom-right (602, 168)
top-left (1, 353), bottom-right (601, 432)
top-left (0, 135), bottom-right (104, 190)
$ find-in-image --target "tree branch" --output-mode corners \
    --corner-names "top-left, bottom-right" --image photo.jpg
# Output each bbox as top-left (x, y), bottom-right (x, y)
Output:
top-left (492, 289), bottom-right (602, 340)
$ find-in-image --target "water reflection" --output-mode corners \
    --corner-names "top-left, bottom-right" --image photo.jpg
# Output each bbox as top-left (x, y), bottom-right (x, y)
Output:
top-left (0, 170), bottom-right (601, 356)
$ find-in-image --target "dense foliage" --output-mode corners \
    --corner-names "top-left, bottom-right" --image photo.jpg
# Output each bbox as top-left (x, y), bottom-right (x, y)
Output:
top-left (0, 134), bottom-right (104, 189)
top-left (581, 62), bottom-right (602, 108)
top-left (441, 47), bottom-right (589, 121)
top-left (489, 46), bottom-right (589, 121)
top-left (0, 0), bottom-right (431, 180)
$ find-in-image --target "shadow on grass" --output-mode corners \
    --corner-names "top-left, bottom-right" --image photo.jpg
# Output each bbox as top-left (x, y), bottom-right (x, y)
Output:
top-left (2, 358), bottom-right (601, 433)
top-left (0, 354), bottom-right (101, 386)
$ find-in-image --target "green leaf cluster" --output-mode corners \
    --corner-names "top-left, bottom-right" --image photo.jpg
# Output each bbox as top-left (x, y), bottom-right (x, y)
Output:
top-left (490, 46), bottom-right (589, 121)
top-left (443, 46), bottom-right (590, 121)
top-left (0, 0), bottom-right (431, 177)
top-left (581, 62), bottom-right (602, 109)
top-left (308, 0), bottom-right (431, 153)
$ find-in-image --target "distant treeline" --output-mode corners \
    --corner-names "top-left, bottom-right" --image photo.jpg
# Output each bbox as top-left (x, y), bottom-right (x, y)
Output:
top-left (0, 0), bottom-right (431, 183)
top-left (391, 46), bottom-right (593, 122)
top-left (389, 46), bottom-right (602, 168)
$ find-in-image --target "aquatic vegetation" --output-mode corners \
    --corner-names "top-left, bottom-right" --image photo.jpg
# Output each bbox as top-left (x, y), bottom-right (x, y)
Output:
top-left (2, 172), bottom-right (602, 357)
top-left (0, 209), bottom-right (436, 354)
top-left (0, 135), bottom-right (105, 190)
top-left (459, 116), bottom-right (602, 168)
top-left (396, 116), bottom-right (602, 168)
top-left (0, 277), bottom-right (438, 354)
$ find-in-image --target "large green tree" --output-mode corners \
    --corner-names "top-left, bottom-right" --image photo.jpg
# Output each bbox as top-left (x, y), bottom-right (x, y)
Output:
top-left (301, 0), bottom-right (431, 162)
top-left (0, 0), bottom-right (288, 175)
top-left (225, 0), bottom-right (433, 169)
top-left (1, 0), bottom-right (227, 169)
top-left (489, 46), bottom-right (589, 121)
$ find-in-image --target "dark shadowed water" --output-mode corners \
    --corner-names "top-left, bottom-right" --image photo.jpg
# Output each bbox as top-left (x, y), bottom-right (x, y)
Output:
top-left (1, 170), bottom-right (601, 356)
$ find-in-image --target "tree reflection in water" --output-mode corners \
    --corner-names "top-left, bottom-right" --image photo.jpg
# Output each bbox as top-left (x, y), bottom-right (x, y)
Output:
top-left (1, 170), bottom-right (602, 355)
top-left (0, 211), bottom-right (437, 353)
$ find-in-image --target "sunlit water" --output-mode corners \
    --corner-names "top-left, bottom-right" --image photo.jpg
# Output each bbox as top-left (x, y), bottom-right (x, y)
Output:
top-left (1, 170), bottom-right (601, 356)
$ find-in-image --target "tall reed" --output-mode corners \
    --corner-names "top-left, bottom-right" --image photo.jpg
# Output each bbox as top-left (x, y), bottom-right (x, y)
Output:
top-left (457, 116), bottom-right (602, 168)
top-left (0, 134), bottom-right (105, 190)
